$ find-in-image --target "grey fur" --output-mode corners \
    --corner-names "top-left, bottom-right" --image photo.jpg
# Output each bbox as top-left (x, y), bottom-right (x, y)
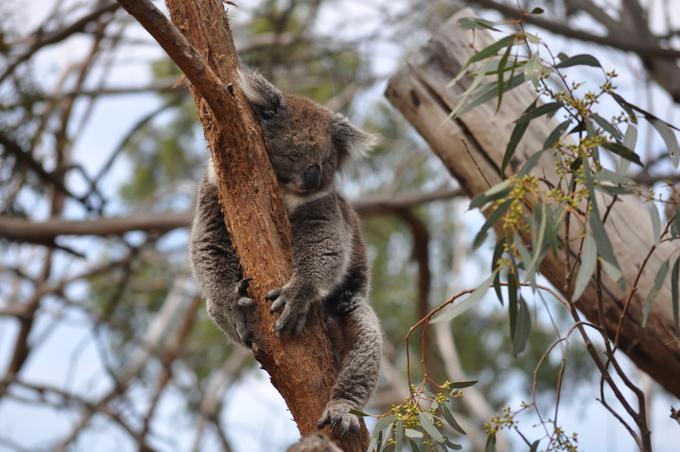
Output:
top-left (190, 68), bottom-right (382, 437)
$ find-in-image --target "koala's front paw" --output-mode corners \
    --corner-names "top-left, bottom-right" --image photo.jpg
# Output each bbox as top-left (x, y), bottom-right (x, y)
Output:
top-left (234, 278), bottom-right (258, 347)
top-left (265, 280), bottom-right (312, 337)
top-left (317, 399), bottom-right (360, 436)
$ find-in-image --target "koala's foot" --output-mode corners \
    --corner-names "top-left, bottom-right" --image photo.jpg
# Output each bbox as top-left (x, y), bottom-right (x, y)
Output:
top-left (233, 278), bottom-right (258, 347)
top-left (317, 399), bottom-right (360, 436)
top-left (265, 281), bottom-right (311, 337)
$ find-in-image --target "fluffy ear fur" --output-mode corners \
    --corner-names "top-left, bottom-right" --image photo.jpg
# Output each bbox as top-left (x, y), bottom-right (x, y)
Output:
top-left (331, 114), bottom-right (379, 167)
top-left (237, 67), bottom-right (283, 116)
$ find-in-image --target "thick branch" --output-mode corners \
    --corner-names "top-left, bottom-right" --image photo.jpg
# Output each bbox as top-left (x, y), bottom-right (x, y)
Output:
top-left (116, 0), bottom-right (365, 448)
top-left (0, 189), bottom-right (463, 244)
top-left (386, 9), bottom-right (680, 397)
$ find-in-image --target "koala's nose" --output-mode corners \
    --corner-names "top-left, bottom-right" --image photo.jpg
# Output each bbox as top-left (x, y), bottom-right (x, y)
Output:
top-left (302, 164), bottom-right (321, 190)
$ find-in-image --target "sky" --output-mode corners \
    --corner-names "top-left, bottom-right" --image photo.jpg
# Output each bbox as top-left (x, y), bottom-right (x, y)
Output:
top-left (1, 0), bottom-right (679, 451)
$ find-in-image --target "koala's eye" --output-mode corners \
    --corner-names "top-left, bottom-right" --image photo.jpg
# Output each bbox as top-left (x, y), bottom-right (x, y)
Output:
top-left (278, 175), bottom-right (292, 184)
top-left (261, 109), bottom-right (276, 120)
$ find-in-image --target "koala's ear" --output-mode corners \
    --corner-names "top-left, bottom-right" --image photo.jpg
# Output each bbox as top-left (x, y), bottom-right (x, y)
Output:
top-left (331, 114), bottom-right (379, 166)
top-left (237, 67), bottom-right (283, 117)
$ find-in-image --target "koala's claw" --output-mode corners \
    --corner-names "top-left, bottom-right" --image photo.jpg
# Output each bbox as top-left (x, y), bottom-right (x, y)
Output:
top-left (317, 400), bottom-right (360, 436)
top-left (235, 278), bottom-right (258, 347)
top-left (265, 288), bottom-right (281, 301)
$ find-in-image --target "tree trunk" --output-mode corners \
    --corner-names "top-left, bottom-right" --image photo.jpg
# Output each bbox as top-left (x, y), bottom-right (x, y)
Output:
top-left (116, 0), bottom-right (368, 449)
top-left (385, 8), bottom-right (680, 398)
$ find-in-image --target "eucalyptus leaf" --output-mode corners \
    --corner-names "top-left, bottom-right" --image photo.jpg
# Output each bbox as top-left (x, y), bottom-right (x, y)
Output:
top-left (450, 379), bottom-right (478, 389)
top-left (543, 120), bottom-right (572, 150)
top-left (456, 73), bottom-right (526, 117)
top-left (492, 238), bottom-right (506, 304)
top-left (432, 273), bottom-right (496, 323)
top-left (618, 124), bottom-right (637, 174)
top-left (440, 404), bottom-right (466, 435)
top-left (473, 200), bottom-right (512, 249)
top-left (650, 119), bottom-right (680, 167)
top-left (573, 232), bottom-right (596, 301)
top-left (554, 53), bottom-right (601, 69)
top-left (395, 420), bottom-right (404, 452)
top-left (418, 412), bottom-right (445, 443)
top-left (642, 259), bottom-right (670, 327)
top-left (591, 113), bottom-right (622, 140)
top-left (648, 202), bottom-right (661, 246)
top-left (672, 257), bottom-right (679, 335)
top-left (457, 17), bottom-right (501, 31)
top-left (485, 434), bottom-right (496, 452)
top-left (512, 296), bottom-right (531, 355)
top-left (601, 142), bottom-right (642, 166)
top-left (405, 428), bottom-right (424, 439)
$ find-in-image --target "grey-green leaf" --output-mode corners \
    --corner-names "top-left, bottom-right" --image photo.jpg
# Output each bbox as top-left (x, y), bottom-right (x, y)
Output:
top-left (418, 412), bottom-right (445, 443)
top-left (512, 296), bottom-right (531, 355)
top-left (394, 420), bottom-right (404, 452)
top-left (573, 232), bottom-right (596, 301)
top-left (554, 53), bottom-right (601, 69)
top-left (441, 404), bottom-right (466, 435)
top-left (650, 119), bottom-right (680, 167)
top-left (672, 257), bottom-right (679, 335)
top-left (648, 202), bottom-right (661, 246)
top-left (642, 259), bottom-right (670, 327)
top-left (432, 273), bottom-right (496, 323)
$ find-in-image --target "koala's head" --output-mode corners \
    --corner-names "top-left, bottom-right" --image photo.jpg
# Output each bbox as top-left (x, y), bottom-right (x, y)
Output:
top-left (238, 68), bottom-right (377, 196)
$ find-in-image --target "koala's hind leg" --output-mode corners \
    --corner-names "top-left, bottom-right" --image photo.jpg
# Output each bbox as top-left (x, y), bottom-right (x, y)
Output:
top-left (190, 176), bottom-right (258, 347)
top-left (317, 301), bottom-right (382, 436)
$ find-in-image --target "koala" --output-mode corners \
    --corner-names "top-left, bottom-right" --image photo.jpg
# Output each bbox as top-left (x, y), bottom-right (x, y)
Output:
top-left (190, 68), bottom-right (383, 437)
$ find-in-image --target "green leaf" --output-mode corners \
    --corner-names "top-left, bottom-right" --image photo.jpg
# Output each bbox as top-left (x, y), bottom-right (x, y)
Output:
top-left (543, 120), bottom-right (572, 150)
top-left (517, 150), bottom-right (545, 177)
top-left (445, 439), bottom-right (463, 450)
top-left (508, 269), bottom-right (518, 336)
top-left (470, 179), bottom-right (513, 209)
top-left (432, 273), bottom-right (496, 323)
top-left (491, 238), bottom-right (506, 304)
top-left (457, 17), bottom-right (501, 31)
top-left (485, 433), bottom-right (496, 452)
top-left (584, 164), bottom-right (623, 284)
top-left (456, 73), bottom-right (526, 117)
top-left (530, 7), bottom-right (544, 14)
top-left (648, 202), bottom-right (661, 246)
top-left (466, 35), bottom-right (517, 67)
top-left (368, 414), bottom-right (396, 452)
top-left (617, 124), bottom-right (638, 174)
top-left (530, 440), bottom-right (541, 452)
top-left (405, 428), bottom-right (424, 439)
top-left (473, 200), bottom-right (512, 249)
top-left (554, 53), bottom-right (602, 69)
top-left (496, 45), bottom-right (512, 112)
top-left (512, 296), bottom-right (531, 355)
top-left (502, 99), bottom-right (538, 173)
top-left (573, 232), bottom-right (596, 301)
top-left (526, 202), bottom-right (548, 278)
top-left (449, 379), bottom-right (478, 389)
top-left (408, 439), bottom-right (424, 452)
top-left (523, 52), bottom-right (545, 88)
top-left (418, 412), bottom-right (445, 443)
top-left (395, 420), bottom-right (404, 452)
top-left (642, 259), bottom-right (670, 327)
top-left (650, 119), bottom-right (680, 168)
top-left (601, 142), bottom-right (643, 166)
top-left (440, 404), bottom-right (466, 435)
top-left (672, 257), bottom-right (679, 335)
top-left (349, 408), bottom-right (370, 417)
top-left (591, 114), bottom-right (622, 140)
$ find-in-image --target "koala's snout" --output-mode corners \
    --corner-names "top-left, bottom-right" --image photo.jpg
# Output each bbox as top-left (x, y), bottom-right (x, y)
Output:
top-left (302, 164), bottom-right (321, 191)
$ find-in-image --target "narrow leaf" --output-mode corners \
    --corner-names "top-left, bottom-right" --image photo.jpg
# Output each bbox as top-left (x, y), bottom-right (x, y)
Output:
top-left (441, 404), bottom-right (466, 435)
top-left (573, 232), bottom-right (596, 301)
top-left (648, 202), bottom-right (661, 246)
top-left (650, 119), bottom-right (680, 168)
top-left (601, 142), bottom-right (643, 166)
top-left (591, 113), bottom-right (622, 140)
top-left (405, 429), bottom-right (424, 439)
top-left (543, 120), bottom-right (572, 150)
top-left (502, 99), bottom-right (538, 173)
top-left (492, 238), bottom-right (506, 304)
top-left (418, 412), bottom-right (445, 443)
top-left (432, 273), bottom-right (496, 323)
top-left (395, 420), bottom-right (404, 452)
top-left (512, 296), bottom-right (531, 355)
top-left (496, 45), bottom-right (512, 112)
top-left (642, 259), bottom-right (670, 327)
top-left (473, 200), bottom-right (512, 249)
top-left (485, 433), bottom-right (496, 452)
top-left (555, 53), bottom-right (602, 68)
top-left (466, 35), bottom-right (517, 67)
top-left (450, 380), bottom-right (478, 389)
top-left (672, 257), bottom-right (679, 335)
top-left (457, 17), bottom-right (501, 31)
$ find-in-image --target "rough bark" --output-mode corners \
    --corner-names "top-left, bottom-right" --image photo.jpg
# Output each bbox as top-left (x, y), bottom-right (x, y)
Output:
top-left (116, 0), bottom-right (367, 449)
top-left (386, 9), bottom-right (680, 398)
